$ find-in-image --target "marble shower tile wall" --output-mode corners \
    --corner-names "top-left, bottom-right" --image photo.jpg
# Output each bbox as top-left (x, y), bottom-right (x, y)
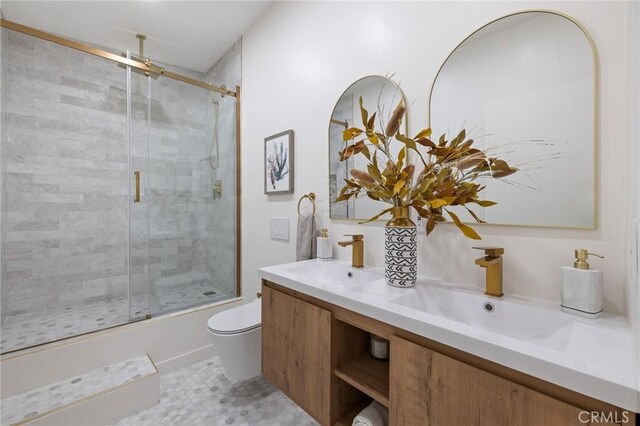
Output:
top-left (206, 40), bottom-right (241, 88)
top-left (2, 29), bottom-right (130, 316)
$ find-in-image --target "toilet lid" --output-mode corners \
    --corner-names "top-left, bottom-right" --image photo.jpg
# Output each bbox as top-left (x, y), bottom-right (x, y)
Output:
top-left (207, 299), bottom-right (261, 334)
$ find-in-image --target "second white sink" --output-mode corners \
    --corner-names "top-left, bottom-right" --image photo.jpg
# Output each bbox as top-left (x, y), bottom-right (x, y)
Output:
top-left (390, 283), bottom-right (574, 351)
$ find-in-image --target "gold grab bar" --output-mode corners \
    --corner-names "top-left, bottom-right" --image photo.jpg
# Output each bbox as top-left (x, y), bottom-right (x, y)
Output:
top-left (297, 192), bottom-right (316, 216)
top-left (134, 171), bottom-right (141, 203)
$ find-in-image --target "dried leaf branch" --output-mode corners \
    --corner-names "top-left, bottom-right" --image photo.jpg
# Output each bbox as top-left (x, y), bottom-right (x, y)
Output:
top-left (337, 97), bottom-right (518, 240)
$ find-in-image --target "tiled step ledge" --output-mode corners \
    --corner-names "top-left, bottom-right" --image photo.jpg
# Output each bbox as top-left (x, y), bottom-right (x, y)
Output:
top-left (1, 355), bottom-right (159, 426)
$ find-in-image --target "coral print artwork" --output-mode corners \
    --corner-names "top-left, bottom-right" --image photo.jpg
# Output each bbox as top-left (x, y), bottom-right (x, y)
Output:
top-left (264, 130), bottom-right (294, 194)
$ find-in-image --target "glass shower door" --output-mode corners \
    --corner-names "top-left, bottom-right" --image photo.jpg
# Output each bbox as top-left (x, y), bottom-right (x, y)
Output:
top-left (0, 30), bottom-right (138, 352)
top-left (145, 72), bottom-right (238, 316)
top-left (0, 24), bottom-right (239, 353)
top-left (127, 55), bottom-right (151, 321)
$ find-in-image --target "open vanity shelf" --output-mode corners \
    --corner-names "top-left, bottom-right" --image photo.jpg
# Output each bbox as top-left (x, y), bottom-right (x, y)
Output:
top-left (332, 317), bottom-right (390, 409)
top-left (334, 351), bottom-right (389, 408)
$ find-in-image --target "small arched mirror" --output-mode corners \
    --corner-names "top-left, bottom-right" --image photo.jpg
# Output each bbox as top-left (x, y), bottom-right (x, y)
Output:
top-left (329, 76), bottom-right (406, 220)
top-left (430, 11), bottom-right (596, 228)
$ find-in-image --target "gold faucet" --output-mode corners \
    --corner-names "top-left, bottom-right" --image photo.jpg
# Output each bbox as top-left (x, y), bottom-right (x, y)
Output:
top-left (338, 234), bottom-right (364, 268)
top-left (473, 247), bottom-right (504, 297)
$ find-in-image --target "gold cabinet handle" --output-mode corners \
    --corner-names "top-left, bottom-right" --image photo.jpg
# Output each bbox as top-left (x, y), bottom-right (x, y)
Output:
top-left (134, 171), bottom-right (141, 203)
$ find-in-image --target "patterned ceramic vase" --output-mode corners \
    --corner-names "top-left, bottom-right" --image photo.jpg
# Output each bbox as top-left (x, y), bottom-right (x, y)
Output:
top-left (385, 206), bottom-right (417, 288)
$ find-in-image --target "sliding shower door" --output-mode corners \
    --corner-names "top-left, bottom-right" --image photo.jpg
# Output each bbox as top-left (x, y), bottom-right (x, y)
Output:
top-left (144, 71), bottom-right (238, 316)
top-left (127, 56), bottom-right (152, 321)
top-left (0, 29), bottom-right (135, 352)
top-left (0, 25), bottom-right (240, 354)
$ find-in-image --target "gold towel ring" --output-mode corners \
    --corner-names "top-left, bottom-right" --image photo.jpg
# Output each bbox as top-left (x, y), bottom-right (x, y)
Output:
top-left (297, 192), bottom-right (316, 216)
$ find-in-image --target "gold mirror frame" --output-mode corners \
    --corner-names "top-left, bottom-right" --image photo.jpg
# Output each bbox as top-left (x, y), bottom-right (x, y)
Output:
top-left (328, 75), bottom-right (408, 221)
top-left (427, 10), bottom-right (599, 230)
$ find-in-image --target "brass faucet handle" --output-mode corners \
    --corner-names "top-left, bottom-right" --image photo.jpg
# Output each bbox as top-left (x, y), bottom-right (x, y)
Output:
top-left (344, 234), bottom-right (364, 241)
top-left (472, 247), bottom-right (504, 258)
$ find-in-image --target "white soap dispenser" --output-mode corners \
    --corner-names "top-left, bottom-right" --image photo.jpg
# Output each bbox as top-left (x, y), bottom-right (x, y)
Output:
top-left (561, 249), bottom-right (604, 318)
top-left (317, 228), bottom-right (333, 260)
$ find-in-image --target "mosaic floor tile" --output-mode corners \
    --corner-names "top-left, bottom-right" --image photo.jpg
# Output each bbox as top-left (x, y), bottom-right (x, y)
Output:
top-left (0, 355), bottom-right (156, 426)
top-left (1, 281), bottom-right (229, 353)
top-left (114, 356), bottom-right (318, 426)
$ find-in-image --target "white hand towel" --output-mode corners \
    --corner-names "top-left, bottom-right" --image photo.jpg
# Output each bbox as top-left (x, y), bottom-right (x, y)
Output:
top-left (296, 215), bottom-right (317, 261)
top-left (353, 401), bottom-right (388, 426)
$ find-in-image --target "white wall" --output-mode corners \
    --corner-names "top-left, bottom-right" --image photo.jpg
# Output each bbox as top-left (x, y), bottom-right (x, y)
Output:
top-left (241, 1), bottom-right (631, 315)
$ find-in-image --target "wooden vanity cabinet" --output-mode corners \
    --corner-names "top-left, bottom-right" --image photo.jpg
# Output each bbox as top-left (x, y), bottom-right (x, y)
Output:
top-left (262, 284), bottom-right (370, 425)
top-left (390, 336), bottom-right (587, 426)
top-left (262, 281), bottom-right (635, 426)
top-left (261, 285), bottom-right (332, 423)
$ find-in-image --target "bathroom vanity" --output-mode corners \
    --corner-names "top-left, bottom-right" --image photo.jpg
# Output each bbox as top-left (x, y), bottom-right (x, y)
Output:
top-left (259, 260), bottom-right (638, 426)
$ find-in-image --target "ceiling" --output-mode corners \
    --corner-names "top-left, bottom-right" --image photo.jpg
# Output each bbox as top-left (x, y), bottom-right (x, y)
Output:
top-left (1, 1), bottom-right (272, 72)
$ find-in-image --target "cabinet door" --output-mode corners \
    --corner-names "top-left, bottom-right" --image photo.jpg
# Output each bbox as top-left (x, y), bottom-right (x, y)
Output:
top-left (389, 336), bottom-right (586, 426)
top-left (262, 285), bottom-right (332, 424)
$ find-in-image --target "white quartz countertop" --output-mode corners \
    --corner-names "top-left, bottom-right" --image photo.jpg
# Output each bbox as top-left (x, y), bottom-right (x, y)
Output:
top-left (259, 259), bottom-right (640, 412)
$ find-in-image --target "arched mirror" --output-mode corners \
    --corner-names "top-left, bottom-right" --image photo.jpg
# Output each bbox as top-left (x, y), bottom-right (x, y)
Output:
top-left (329, 76), bottom-right (407, 220)
top-left (430, 11), bottom-right (596, 228)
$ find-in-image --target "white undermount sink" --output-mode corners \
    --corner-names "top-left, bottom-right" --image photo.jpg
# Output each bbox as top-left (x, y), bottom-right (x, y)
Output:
top-left (389, 284), bottom-right (574, 351)
top-left (267, 260), bottom-right (383, 291)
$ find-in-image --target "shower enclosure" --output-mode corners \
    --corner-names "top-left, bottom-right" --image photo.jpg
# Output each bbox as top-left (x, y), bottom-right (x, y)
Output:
top-left (0, 21), bottom-right (240, 354)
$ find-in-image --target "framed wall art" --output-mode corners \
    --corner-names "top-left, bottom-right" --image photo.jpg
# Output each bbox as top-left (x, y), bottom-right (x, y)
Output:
top-left (264, 130), bottom-right (294, 194)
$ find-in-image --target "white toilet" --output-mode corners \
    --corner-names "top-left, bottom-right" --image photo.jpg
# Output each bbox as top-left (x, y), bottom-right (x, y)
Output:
top-left (207, 299), bottom-right (262, 380)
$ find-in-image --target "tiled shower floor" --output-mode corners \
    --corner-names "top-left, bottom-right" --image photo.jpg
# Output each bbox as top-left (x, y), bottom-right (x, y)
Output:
top-left (1, 280), bottom-right (230, 353)
top-left (114, 356), bottom-right (318, 426)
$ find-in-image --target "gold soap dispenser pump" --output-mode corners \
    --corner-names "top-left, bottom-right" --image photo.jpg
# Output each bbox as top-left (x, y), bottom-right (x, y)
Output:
top-left (561, 248), bottom-right (604, 318)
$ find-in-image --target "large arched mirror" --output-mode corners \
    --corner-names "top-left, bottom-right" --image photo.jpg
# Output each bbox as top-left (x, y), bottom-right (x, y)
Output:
top-left (329, 76), bottom-right (407, 220)
top-left (430, 11), bottom-right (597, 228)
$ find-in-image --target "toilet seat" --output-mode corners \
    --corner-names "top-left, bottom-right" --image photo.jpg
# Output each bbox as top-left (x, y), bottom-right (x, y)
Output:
top-left (207, 299), bottom-right (261, 335)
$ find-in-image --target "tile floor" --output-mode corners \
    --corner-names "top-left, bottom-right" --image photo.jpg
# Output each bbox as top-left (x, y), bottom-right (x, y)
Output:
top-left (114, 356), bottom-right (318, 426)
top-left (1, 355), bottom-right (156, 426)
top-left (1, 280), bottom-right (229, 353)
